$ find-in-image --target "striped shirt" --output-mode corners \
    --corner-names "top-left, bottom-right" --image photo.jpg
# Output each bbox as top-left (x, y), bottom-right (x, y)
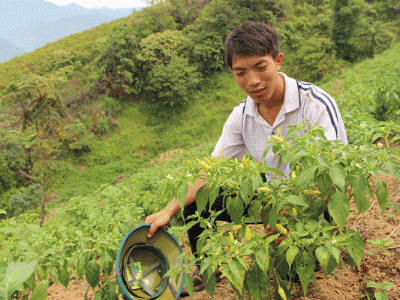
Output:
top-left (211, 72), bottom-right (348, 177)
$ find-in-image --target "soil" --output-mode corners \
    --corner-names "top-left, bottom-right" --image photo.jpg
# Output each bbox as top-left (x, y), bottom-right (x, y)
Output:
top-left (47, 174), bottom-right (400, 300)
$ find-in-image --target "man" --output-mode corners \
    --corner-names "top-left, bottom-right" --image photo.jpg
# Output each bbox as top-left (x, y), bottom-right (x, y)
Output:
top-left (145, 21), bottom-right (347, 294)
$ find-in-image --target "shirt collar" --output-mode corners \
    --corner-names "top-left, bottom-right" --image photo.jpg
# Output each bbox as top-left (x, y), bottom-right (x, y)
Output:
top-left (243, 72), bottom-right (300, 117)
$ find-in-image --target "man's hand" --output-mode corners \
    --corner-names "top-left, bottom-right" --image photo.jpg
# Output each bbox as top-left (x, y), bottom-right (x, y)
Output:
top-left (144, 209), bottom-right (172, 238)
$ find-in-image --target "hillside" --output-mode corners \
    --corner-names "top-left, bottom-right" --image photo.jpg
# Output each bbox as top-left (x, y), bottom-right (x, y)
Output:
top-left (0, 38), bottom-right (25, 63)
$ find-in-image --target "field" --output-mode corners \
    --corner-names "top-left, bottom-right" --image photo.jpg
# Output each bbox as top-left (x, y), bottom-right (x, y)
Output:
top-left (1, 40), bottom-right (400, 300)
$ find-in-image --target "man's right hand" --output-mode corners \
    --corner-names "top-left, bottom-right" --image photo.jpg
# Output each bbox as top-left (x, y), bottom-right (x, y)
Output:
top-left (144, 209), bottom-right (173, 238)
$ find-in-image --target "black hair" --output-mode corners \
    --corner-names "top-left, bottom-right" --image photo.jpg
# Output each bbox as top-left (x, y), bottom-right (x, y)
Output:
top-left (224, 22), bottom-right (280, 69)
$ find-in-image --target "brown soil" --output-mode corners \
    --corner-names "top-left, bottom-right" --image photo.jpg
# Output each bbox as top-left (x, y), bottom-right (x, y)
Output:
top-left (47, 174), bottom-right (400, 300)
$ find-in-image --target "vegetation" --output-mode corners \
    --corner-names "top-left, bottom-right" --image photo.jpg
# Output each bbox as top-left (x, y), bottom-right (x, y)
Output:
top-left (0, 0), bottom-right (399, 299)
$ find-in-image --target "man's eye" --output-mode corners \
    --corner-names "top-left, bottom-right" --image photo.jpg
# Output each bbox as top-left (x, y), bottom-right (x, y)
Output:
top-left (258, 65), bottom-right (267, 70)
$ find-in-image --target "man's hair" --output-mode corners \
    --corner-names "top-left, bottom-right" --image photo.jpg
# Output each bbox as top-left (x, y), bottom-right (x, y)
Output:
top-left (224, 22), bottom-right (280, 69)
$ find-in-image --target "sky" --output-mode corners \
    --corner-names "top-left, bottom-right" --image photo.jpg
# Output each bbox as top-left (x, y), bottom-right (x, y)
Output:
top-left (45, 0), bottom-right (148, 8)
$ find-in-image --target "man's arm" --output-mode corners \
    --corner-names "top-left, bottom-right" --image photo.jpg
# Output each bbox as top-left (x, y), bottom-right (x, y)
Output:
top-left (145, 170), bottom-right (206, 238)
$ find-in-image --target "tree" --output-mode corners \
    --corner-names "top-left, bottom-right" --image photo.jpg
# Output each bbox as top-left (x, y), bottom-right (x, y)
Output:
top-left (332, 0), bottom-right (364, 61)
top-left (3, 72), bottom-right (67, 226)
top-left (138, 30), bottom-right (202, 108)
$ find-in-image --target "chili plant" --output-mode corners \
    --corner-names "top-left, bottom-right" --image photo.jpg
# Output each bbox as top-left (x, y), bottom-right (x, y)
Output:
top-left (162, 124), bottom-right (399, 299)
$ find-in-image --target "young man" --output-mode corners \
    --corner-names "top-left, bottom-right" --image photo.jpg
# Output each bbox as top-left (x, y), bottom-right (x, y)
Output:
top-left (145, 21), bottom-right (347, 293)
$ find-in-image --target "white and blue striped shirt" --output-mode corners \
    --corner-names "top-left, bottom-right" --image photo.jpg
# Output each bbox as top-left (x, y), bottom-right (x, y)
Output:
top-left (211, 72), bottom-right (348, 177)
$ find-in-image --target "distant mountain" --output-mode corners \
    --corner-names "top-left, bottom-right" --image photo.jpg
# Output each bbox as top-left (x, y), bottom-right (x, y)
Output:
top-left (0, 38), bottom-right (26, 63)
top-left (0, 0), bottom-right (139, 61)
top-left (7, 13), bottom-right (119, 52)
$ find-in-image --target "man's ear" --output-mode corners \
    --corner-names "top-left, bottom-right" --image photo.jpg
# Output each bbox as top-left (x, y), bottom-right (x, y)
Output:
top-left (229, 67), bottom-right (233, 72)
top-left (275, 53), bottom-right (284, 69)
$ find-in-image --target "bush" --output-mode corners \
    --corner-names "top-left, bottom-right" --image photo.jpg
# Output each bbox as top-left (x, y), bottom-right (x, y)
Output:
top-left (373, 80), bottom-right (400, 122)
top-left (144, 56), bottom-right (202, 108)
top-left (64, 119), bottom-right (93, 155)
top-left (0, 165), bottom-right (15, 195)
top-left (1, 184), bottom-right (41, 217)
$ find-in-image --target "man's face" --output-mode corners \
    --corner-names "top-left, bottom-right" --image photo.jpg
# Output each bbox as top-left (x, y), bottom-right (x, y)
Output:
top-left (230, 53), bottom-right (284, 105)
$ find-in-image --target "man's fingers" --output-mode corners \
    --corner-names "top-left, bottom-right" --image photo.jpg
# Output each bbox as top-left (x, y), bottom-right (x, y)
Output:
top-left (147, 223), bottom-right (159, 239)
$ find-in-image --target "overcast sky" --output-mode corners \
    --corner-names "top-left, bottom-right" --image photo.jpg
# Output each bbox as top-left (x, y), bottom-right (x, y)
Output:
top-left (45, 0), bottom-right (148, 8)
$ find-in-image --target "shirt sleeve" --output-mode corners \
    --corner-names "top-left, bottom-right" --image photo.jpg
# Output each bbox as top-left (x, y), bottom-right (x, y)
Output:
top-left (211, 104), bottom-right (248, 160)
top-left (301, 87), bottom-right (348, 145)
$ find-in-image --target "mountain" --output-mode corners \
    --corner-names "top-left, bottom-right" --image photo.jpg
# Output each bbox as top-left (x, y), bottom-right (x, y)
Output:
top-left (0, 0), bottom-right (138, 61)
top-left (0, 38), bottom-right (26, 63)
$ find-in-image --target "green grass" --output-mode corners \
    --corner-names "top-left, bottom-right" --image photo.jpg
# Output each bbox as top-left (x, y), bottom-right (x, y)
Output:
top-left (50, 69), bottom-right (246, 204)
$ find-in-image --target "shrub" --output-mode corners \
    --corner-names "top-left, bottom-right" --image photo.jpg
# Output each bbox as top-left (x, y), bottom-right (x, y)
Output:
top-left (143, 56), bottom-right (202, 108)
top-left (1, 184), bottom-right (41, 217)
top-left (373, 82), bottom-right (400, 122)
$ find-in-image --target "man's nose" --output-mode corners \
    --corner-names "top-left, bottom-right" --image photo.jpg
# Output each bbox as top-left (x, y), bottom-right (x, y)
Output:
top-left (247, 71), bottom-right (261, 87)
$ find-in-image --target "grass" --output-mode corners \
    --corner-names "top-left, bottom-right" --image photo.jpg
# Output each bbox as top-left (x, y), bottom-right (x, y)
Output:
top-left (50, 69), bottom-right (246, 204)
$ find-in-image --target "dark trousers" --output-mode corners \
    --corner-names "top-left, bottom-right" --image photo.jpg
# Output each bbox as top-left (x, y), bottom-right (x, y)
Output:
top-left (183, 174), bottom-right (268, 264)
top-left (182, 190), bottom-right (254, 266)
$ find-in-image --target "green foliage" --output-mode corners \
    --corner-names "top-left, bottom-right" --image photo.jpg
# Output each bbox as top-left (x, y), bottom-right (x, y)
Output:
top-left (361, 280), bottom-right (396, 300)
top-left (169, 0), bottom-right (209, 28)
top-left (0, 260), bottom-right (43, 300)
top-left (162, 124), bottom-right (398, 298)
top-left (332, 0), bottom-right (364, 61)
top-left (0, 184), bottom-right (41, 218)
top-left (372, 79), bottom-right (400, 122)
top-left (144, 55), bottom-right (202, 108)
top-left (63, 119), bottom-right (94, 156)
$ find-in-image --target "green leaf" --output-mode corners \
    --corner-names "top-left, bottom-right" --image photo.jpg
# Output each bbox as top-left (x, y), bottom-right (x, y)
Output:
top-left (208, 185), bottom-right (219, 208)
top-left (0, 261), bottom-right (7, 283)
top-left (84, 287), bottom-right (90, 300)
top-left (296, 250), bottom-right (315, 296)
top-left (85, 260), bottom-right (100, 290)
top-left (366, 280), bottom-right (378, 288)
top-left (183, 272), bottom-right (193, 298)
top-left (240, 178), bottom-right (253, 205)
top-left (286, 245), bottom-right (299, 270)
top-left (328, 190), bottom-right (350, 231)
top-left (317, 173), bottom-right (333, 195)
top-left (351, 174), bottom-right (371, 214)
top-left (296, 166), bottom-right (318, 188)
top-left (261, 204), bottom-right (270, 228)
top-left (58, 266), bottom-right (70, 288)
top-left (228, 196), bottom-right (244, 224)
top-left (315, 246), bottom-right (338, 275)
top-left (329, 164), bottom-right (345, 191)
top-left (177, 183), bottom-right (188, 212)
top-left (203, 267), bottom-right (217, 298)
top-left (255, 246), bottom-right (269, 277)
top-left (251, 174), bottom-right (264, 192)
top-left (385, 159), bottom-right (400, 180)
top-left (376, 180), bottom-right (389, 214)
top-left (100, 250), bottom-right (113, 275)
top-left (345, 230), bottom-right (364, 268)
top-left (196, 185), bottom-right (209, 213)
top-left (248, 201), bottom-right (261, 220)
top-left (0, 209), bottom-right (6, 215)
top-left (29, 280), bottom-right (48, 300)
top-left (378, 282), bottom-right (395, 290)
top-left (244, 264), bottom-right (269, 300)
top-left (287, 194), bottom-right (309, 207)
top-left (220, 260), bottom-right (245, 295)
top-left (374, 290), bottom-right (388, 300)
top-left (3, 260), bottom-right (37, 299)
top-left (268, 204), bottom-right (279, 230)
